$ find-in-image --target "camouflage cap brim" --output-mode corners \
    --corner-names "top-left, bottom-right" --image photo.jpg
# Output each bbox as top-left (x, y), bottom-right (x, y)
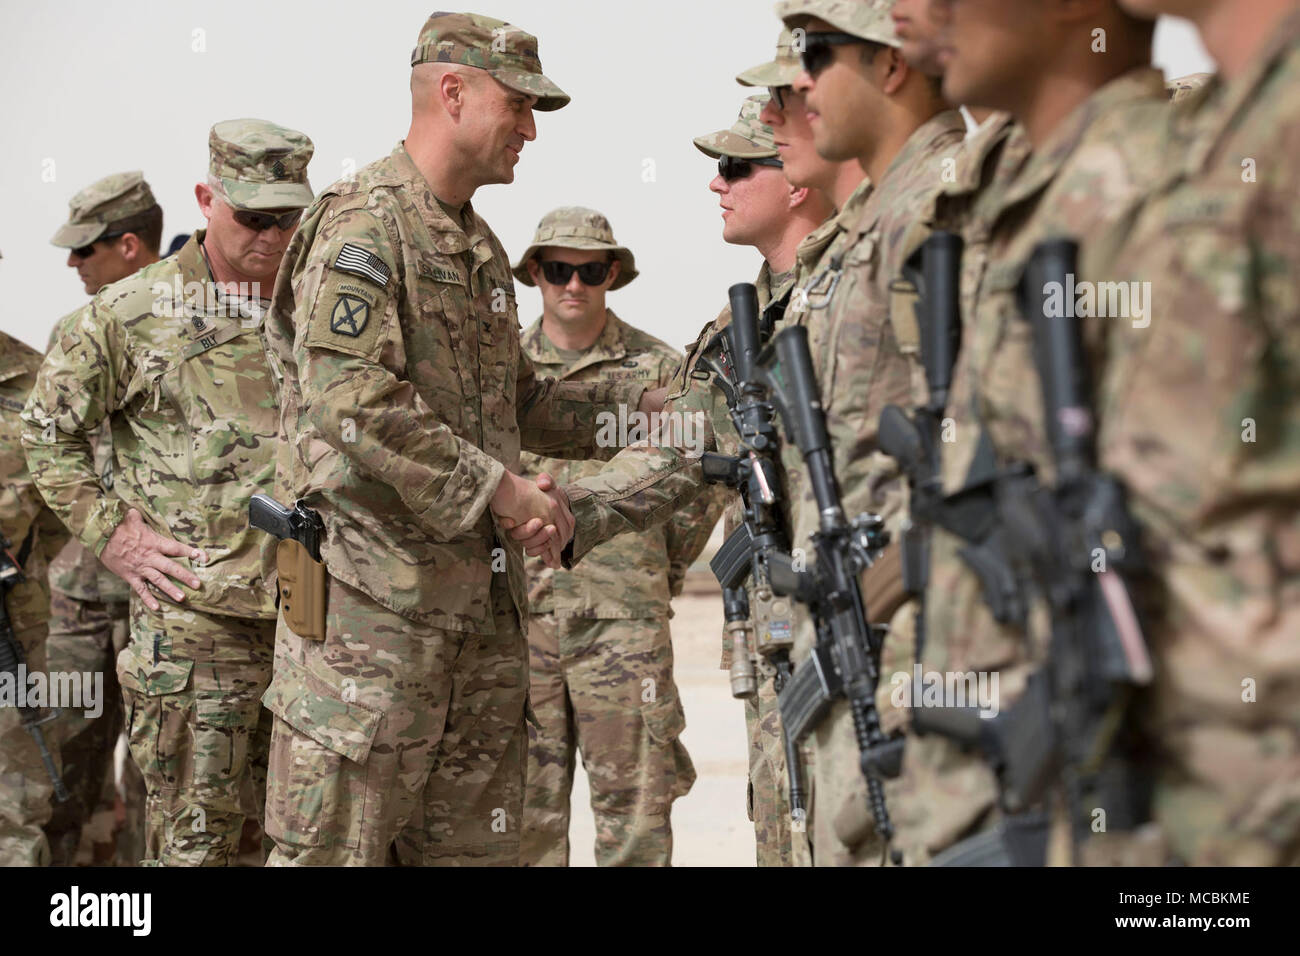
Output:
top-left (50, 221), bottom-right (109, 249)
top-left (693, 130), bottom-right (779, 161)
top-left (777, 0), bottom-right (900, 48)
top-left (220, 178), bottom-right (315, 211)
top-left (492, 68), bottom-right (571, 111)
top-left (736, 57), bottom-right (803, 88)
top-left (511, 239), bottom-right (638, 290)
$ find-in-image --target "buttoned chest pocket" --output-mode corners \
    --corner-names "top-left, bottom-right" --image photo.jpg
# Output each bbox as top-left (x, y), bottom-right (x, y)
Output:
top-left (408, 264), bottom-right (470, 437)
top-left (823, 234), bottom-right (885, 407)
top-left (1100, 186), bottom-right (1261, 526)
top-left (173, 319), bottom-right (279, 488)
top-left (471, 276), bottom-right (519, 418)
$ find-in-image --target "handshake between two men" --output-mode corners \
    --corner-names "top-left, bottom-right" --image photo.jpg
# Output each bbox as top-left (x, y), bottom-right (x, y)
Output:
top-left (490, 385), bottom-right (670, 568)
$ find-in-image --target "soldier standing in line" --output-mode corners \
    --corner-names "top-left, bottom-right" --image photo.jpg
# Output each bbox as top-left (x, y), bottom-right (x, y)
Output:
top-left (0, 249), bottom-right (71, 866)
top-left (41, 171), bottom-right (159, 866)
top-left (514, 207), bottom-right (717, 866)
top-left (1083, 0), bottom-right (1300, 865)
top-left (764, 0), bottom-right (965, 866)
top-left (739, 28), bottom-right (871, 867)
top-left (883, 0), bottom-right (1181, 865)
top-left (259, 12), bottom-right (663, 866)
top-left (23, 120), bottom-right (316, 865)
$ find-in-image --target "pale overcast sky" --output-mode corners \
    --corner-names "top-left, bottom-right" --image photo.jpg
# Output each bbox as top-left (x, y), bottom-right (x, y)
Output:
top-left (0, 1), bottom-right (1214, 352)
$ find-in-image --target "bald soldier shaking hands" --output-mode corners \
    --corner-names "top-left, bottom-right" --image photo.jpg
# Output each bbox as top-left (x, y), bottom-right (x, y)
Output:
top-left (259, 11), bottom-right (664, 866)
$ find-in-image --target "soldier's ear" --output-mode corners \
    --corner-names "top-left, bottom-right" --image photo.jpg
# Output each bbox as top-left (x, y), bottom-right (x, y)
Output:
top-left (605, 259), bottom-right (621, 287)
top-left (788, 186), bottom-right (811, 211)
top-left (525, 258), bottom-right (540, 283)
top-left (119, 232), bottom-right (144, 264)
top-left (195, 183), bottom-right (215, 220)
top-left (879, 46), bottom-right (910, 96)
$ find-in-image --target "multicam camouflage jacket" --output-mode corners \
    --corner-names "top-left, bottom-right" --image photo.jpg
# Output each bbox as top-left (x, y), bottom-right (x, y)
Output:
top-left (780, 109), bottom-right (967, 665)
top-left (44, 308), bottom-right (129, 605)
top-left (0, 331), bottom-right (70, 632)
top-left (22, 232), bottom-right (279, 619)
top-left (1085, 22), bottom-right (1300, 863)
top-left (263, 143), bottom-right (646, 633)
top-left (563, 260), bottom-right (792, 566)
top-left (894, 69), bottom-right (1179, 860)
top-left (520, 311), bottom-right (720, 619)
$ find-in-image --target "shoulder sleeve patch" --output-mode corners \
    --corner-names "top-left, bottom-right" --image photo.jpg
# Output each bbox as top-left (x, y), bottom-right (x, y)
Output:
top-left (333, 243), bottom-right (393, 287)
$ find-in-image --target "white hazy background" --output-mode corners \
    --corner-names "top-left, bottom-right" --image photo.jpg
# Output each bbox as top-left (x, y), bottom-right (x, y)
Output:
top-left (1, 1), bottom-right (1213, 352)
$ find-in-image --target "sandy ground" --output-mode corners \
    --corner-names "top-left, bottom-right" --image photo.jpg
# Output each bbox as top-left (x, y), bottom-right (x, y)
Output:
top-left (564, 571), bottom-right (756, 867)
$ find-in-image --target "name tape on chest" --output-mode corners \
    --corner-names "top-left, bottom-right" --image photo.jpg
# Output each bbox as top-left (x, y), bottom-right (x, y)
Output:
top-left (334, 243), bottom-right (393, 287)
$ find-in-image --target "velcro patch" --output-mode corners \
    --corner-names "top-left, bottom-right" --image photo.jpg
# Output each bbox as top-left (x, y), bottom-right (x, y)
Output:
top-left (330, 295), bottom-right (370, 337)
top-left (333, 243), bottom-right (393, 287)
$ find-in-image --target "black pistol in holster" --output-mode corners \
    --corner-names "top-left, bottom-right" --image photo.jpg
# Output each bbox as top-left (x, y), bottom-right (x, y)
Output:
top-left (249, 494), bottom-right (327, 642)
top-left (924, 239), bottom-right (1154, 867)
top-left (757, 322), bottom-right (900, 846)
top-left (0, 533), bottom-right (69, 801)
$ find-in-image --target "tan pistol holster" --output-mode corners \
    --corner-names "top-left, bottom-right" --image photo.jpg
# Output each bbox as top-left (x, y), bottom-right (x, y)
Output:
top-left (276, 538), bottom-right (326, 642)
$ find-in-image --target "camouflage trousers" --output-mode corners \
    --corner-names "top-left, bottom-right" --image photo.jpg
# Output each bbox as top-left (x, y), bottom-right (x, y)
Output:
top-left (42, 590), bottom-right (144, 866)
top-left (0, 621), bottom-right (60, 866)
top-left (521, 613), bottom-right (694, 867)
top-left (743, 664), bottom-right (809, 867)
top-left (118, 599), bottom-right (274, 866)
top-left (264, 577), bottom-right (527, 866)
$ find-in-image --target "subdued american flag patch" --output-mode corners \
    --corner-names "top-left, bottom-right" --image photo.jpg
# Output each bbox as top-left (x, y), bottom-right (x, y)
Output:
top-left (333, 243), bottom-right (393, 286)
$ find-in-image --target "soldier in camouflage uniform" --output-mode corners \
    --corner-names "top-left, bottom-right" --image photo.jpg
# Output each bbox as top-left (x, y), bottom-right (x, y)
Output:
top-left (259, 13), bottom-right (660, 867)
top-left (882, 1), bottom-right (1182, 865)
top-left (22, 120), bottom-right (316, 865)
top-left (510, 98), bottom-right (834, 867)
top-left (512, 207), bottom-right (715, 866)
top-left (42, 171), bottom-right (160, 866)
top-left (0, 284), bottom-right (71, 866)
top-left (1079, 0), bottom-right (1300, 865)
top-left (740, 31), bottom-right (872, 867)
top-left (757, 0), bottom-right (964, 867)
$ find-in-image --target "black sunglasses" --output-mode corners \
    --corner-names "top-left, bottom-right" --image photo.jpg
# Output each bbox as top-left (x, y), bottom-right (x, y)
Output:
top-left (767, 85), bottom-right (792, 111)
top-left (232, 208), bottom-right (301, 232)
top-left (717, 155), bottom-right (784, 183)
top-left (539, 260), bottom-right (612, 286)
top-left (70, 231), bottom-right (125, 259)
top-left (800, 31), bottom-right (869, 78)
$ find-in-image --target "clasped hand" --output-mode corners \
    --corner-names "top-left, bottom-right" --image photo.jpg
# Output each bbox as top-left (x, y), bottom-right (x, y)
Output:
top-left (489, 471), bottom-right (573, 568)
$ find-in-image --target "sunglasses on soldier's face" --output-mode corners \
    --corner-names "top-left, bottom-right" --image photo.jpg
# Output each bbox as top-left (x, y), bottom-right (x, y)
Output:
top-left (800, 31), bottom-right (870, 78)
top-left (539, 260), bottom-right (612, 286)
top-left (232, 208), bottom-right (301, 232)
top-left (717, 155), bottom-right (784, 183)
top-left (70, 232), bottom-right (125, 259)
top-left (767, 86), bottom-right (791, 111)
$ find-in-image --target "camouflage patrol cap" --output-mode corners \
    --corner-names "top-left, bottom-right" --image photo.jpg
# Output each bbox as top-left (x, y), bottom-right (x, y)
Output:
top-left (512, 207), bottom-right (638, 290)
top-left (209, 119), bottom-right (315, 211)
top-left (737, 28), bottom-right (802, 87)
top-left (693, 95), bottom-right (779, 160)
top-left (411, 12), bottom-right (570, 112)
top-left (50, 171), bottom-right (158, 249)
top-left (777, 0), bottom-right (900, 48)
top-left (1166, 72), bottom-right (1213, 104)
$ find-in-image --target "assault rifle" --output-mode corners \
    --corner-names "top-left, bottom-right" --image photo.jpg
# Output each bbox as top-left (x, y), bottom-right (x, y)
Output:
top-left (922, 240), bottom-right (1153, 865)
top-left (756, 323), bottom-right (900, 843)
top-left (695, 283), bottom-right (805, 817)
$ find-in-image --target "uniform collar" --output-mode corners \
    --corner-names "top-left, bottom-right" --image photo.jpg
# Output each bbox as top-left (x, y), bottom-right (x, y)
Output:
top-left (1185, 8), bottom-right (1300, 175)
top-left (989, 67), bottom-right (1166, 215)
top-left (851, 108), bottom-right (967, 238)
top-left (388, 143), bottom-right (494, 272)
top-left (521, 309), bottom-right (629, 378)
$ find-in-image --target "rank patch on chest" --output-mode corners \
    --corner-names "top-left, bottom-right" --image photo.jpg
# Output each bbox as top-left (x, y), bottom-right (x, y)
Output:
top-left (330, 295), bottom-right (370, 337)
top-left (334, 243), bottom-right (392, 287)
